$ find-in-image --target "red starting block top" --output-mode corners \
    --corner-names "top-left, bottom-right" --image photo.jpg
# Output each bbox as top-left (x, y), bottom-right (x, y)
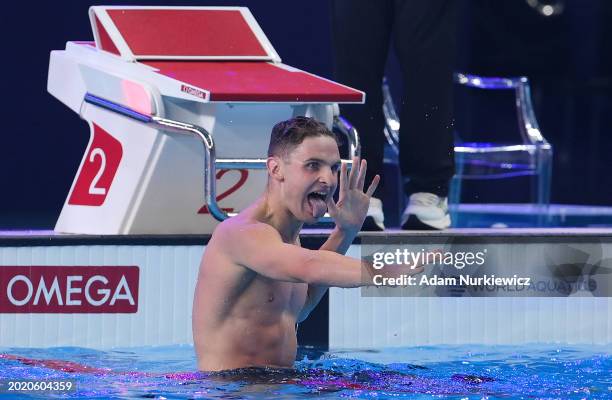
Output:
top-left (90, 6), bottom-right (279, 61)
top-left (145, 61), bottom-right (364, 103)
top-left (88, 6), bottom-right (364, 103)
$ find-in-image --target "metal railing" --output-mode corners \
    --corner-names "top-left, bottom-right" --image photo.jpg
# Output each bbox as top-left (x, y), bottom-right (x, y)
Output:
top-left (84, 94), bottom-right (359, 222)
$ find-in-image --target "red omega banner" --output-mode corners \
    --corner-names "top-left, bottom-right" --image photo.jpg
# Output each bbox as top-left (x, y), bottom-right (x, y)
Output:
top-left (0, 266), bottom-right (139, 313)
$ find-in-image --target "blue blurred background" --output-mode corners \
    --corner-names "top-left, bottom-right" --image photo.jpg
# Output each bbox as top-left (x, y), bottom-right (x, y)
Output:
top-left (1, 0), bottom-right (611, 228)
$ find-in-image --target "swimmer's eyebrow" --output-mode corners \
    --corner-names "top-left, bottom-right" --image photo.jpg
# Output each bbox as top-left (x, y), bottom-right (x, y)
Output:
top-left (303, 158), bottom-right (342, 167)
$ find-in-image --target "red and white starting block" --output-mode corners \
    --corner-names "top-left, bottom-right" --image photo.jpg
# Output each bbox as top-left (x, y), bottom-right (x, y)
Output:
top-left (48, 6), bottom-right (364, 234)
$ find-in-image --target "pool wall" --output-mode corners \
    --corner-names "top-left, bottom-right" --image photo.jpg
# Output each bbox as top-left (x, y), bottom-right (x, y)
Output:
top-left (330, 286), bottom-right (612, 348)
top-left (330, 235), bottom-right (612, 348)
top-left (0, 242), bottom-right (202, 347)
top-left (1, 229), bottom-right (611, 348)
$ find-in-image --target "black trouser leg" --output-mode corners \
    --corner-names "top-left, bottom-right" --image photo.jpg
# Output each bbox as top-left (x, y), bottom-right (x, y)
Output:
top-left (393, 0), bottom-right (456, 197)
top-left (331, 0), bottom-right (393, 190)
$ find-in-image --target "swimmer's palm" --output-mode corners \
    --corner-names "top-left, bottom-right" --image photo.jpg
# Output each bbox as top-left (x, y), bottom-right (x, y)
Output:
top-left (327, 158), bottom-right (380, 232)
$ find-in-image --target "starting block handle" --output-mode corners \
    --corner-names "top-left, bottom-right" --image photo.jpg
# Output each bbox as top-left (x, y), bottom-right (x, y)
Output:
top-left (83, 93), bottom-right (360, 222)
top-left (333, 115), bottom-right (360, 159)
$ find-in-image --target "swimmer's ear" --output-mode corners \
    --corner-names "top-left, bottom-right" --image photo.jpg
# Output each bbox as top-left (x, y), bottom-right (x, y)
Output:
top-left (267, 156), bottom-right (284, 181)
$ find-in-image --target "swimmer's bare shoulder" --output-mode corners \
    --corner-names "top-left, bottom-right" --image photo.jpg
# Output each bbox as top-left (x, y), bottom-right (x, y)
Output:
top-left (209, 213), bottom-right (370, 287)
top-left (210, 215), bottom-right (306, 281)
top-left (209, 210), bottom-right (277, 251)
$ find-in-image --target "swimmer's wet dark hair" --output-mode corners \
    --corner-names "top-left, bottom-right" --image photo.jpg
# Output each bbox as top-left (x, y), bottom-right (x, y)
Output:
top-left (267, 116), bottom-right (338, 158)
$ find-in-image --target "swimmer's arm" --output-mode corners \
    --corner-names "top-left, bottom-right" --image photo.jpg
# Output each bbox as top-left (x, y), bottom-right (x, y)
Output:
top-left (319, 225), bottom-right (358, 255)
top-left (298, 227), bottom-right (357, 322)
top-left (299, 158), bottom-right (381, 320)
top-left (227, 224), bottom-right (369, 288)
top-left (298, 284), bottom-right (327, 323)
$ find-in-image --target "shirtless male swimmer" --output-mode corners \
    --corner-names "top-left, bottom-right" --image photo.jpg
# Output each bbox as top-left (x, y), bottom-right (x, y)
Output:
top-left (192, 116), bottom-right (424, 371)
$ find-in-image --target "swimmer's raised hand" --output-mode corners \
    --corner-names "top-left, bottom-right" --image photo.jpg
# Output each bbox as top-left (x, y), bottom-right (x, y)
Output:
top-left (326, 157), bottom-right (380, 233)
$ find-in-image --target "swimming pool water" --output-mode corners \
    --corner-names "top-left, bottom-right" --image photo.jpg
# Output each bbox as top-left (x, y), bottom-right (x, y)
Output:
top-left (0, 344), bottom-right (610, 399)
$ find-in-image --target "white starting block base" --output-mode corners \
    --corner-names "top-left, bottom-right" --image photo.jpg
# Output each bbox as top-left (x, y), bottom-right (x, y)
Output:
top-left (48, 6), bottom-right (365, 236)
top-left (1, 229), bottom-right (611, 348)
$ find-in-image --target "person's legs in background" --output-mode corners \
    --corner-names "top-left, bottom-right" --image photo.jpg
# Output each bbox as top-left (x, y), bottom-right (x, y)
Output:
top-left (393, 0), bottom-right (457, 229)
top-left (331, 0), bottom-right (393, 230)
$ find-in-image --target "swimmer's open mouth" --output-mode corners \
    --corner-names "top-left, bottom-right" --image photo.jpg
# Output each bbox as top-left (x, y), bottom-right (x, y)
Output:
top-left (307, 191), bottom-right (328, 218)
top-left (307, 192), bottom-right (327, 201)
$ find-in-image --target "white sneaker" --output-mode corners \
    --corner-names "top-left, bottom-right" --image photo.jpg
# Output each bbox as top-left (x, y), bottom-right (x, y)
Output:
top-left (401, 192), bottom-right (450, 230)
top-left (362, 197), bottom-right (385, 231)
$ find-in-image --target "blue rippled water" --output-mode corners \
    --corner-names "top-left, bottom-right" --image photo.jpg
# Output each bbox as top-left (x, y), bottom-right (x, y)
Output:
top-left (0, 344), bottom-right (610, 399)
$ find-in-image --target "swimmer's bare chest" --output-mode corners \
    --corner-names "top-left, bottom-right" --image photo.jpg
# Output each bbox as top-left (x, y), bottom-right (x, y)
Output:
top-left (238, 274), bottom-right (308, 320)
top-left (208, 225), bottom-right (308, 316)
top-left (194, 238), bottom-right (309, 369)
top-left (193, 213), bottom-right (316, 369)
top-left (212, 257), bottom-right (306, 323)
top-left (194, 234), bottom-right (309, 328)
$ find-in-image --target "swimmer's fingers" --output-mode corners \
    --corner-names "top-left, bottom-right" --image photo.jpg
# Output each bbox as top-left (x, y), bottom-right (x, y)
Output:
top-left (326, 195), bottom-right (339, 217)
top-left (348, 156), bottom-right (359, 189)
top-left (356, 159), bottom-right (367, 191)
top-left (401, 262), bottom-right (426, 275)
top-left (338, 160), bottom-right (348, 201)
top-left (365, 175), bottom-right (380, 197)
top-left (410, 266), bottom-right (425, 275)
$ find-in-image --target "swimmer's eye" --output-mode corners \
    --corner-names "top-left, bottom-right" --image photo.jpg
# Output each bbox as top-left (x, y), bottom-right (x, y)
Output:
top-left (305, 161), bottom-right (320, 170)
